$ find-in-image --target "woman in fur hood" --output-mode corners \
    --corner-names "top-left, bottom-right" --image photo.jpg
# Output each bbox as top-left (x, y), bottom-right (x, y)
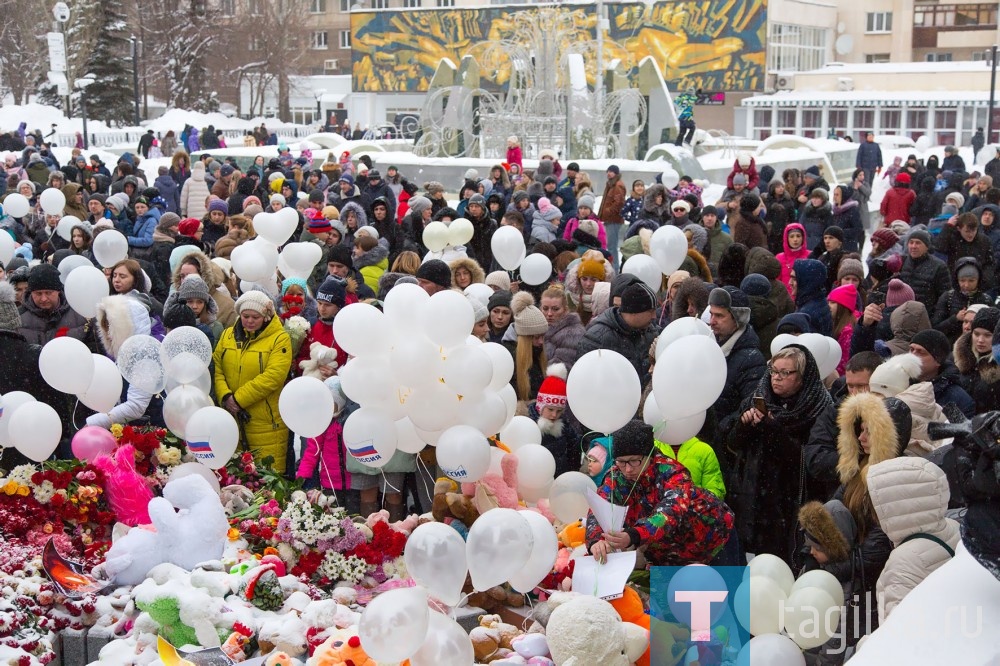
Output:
top-left (85, 294), bottom-right (163, 430)
top-left (952, 306), bottom-right (1000, 413)
top-left (170, 250), bottom-right (237, 328)
top-left (563, 249), bottom-right (614, 326)
top-left (637, 183), bottom-right (670, 225)
top-left (449, 256), bottom-right (485, 290)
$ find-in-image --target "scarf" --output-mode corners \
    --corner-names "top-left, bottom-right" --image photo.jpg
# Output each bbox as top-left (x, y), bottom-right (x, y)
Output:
top-left (719, 326), bottom-right (746, 358)
top-left (746, 344), bottom-right (832, 427)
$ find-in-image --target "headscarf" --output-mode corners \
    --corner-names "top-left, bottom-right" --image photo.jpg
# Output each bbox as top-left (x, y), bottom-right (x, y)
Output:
top-left (744, 344), bottom-right (832, 427)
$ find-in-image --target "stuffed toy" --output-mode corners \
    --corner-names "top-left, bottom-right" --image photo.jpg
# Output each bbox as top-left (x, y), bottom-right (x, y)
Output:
top-left (470, 613), bottom-right (523, 663)
top-left (307, 629), bottom-right (377, 666)
top-left (431, 477), bottom-right (480, 533)
top-left (610, 587), bottom-right (655, 666)
top-left (299, 341), bottom-right (340, 380)
top-left (365, 509), bottom-right (420, 536)
top-left (466, 582), bottom-right (525, 614)
top-left (238, 563), bottom-right (285, 611)
top-left (545, 594), bottom-right (649, 666)
top-left (558, 521), bottom-right (586, 549)
top-left (463, 452), bottom-right (520, 514)
top-left (91, 444), bottom-right (154, 526)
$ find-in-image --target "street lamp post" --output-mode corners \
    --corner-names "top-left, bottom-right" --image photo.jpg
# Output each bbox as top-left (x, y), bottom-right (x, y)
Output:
top-left (988, 45), bottom-right (999, 143)
top-left (130, 36), bottom-right (140, 126)
top-left (75, 75), bottom-right (95, 149)
top-left (315, 88), bottom-right (327, 130)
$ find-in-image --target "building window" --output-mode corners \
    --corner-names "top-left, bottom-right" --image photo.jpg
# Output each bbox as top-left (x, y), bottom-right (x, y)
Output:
top-left (248, 35), bottom-right (263, 51)
top-left (436, 0), bottom-right (455, 6)
top-left (752, 109), bottom-right (773, 140)
top-left (372, 0), bottom-right (389, 7)
top-left (936, 109), bottom-right (957, 145)
top-left (881, 109), bottom-right (901, 132)
top-left (828, 109), bottom-right (848, 136)
top-left (247, 0), bottom-right (261, 15)
top-left (776, 109), bottom-right (797, 135)
top-left (801, 108), bottom-right (821, 138)
top-left (926, 52), bottom-right (954, 62)
top-left (866, 12), bottom-right (892, 33)
top-left (403, 0), bottom-right (421, 6)
top-left (767, 23), bottom-right (827, 72)
top-left (220, 0), bottom-right (235, 14)
top-left (854, 109), bottom-right (875, 133)
top-left (914, 4), bottom-right (998, 28)
top-left (339, 30), bottom-right (351, 49)
top-left (310, 0), bottom-right (326, 11)
top-left (340, 0), bottom-right (350, 10)
top-left (865, 53), bottom-right (891, 63)
top-left (907, 109), bottom-right (928, 140)
top-left (312, 31), bottom-right (328, 49)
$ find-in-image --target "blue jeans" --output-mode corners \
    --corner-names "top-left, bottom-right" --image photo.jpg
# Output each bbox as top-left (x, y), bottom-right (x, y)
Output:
top-left (606, 222), bottom-right (624, 270)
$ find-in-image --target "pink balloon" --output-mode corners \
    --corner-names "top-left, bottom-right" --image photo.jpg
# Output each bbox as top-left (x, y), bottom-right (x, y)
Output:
top-left (71, 426), bottom-right (117, 461)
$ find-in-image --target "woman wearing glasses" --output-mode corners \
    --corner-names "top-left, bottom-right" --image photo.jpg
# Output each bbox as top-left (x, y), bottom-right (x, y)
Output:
top-left (727, 345), bottom-right (836, 566)
top-left (585, 420), bottom-right (734, 568)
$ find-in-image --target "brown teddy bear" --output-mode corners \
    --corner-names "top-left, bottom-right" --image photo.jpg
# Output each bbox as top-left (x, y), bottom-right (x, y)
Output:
top-left (430, 476), bottom-right (480, 528)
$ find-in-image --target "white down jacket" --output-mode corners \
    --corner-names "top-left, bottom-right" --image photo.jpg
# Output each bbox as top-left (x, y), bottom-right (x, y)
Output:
top-left (867, 456), bottom-right (960, 622)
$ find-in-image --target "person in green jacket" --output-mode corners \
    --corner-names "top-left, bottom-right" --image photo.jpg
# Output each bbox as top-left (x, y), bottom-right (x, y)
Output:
top-left (653, 436), bottom-right (726, 500)
top-left (701, 205), bottom-right (733, 277)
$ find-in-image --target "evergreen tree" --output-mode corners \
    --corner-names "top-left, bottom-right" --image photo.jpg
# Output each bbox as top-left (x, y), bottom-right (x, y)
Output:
top-left (81, 0), bottom-right (134, 126)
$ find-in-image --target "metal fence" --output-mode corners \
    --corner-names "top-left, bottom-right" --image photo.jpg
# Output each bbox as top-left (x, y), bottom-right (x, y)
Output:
top-left (54, 125), bottom-right (321, 150)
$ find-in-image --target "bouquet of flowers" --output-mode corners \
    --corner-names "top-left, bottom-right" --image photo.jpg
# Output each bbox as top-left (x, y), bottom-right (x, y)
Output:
top-left (283, 314), bottom-right (311, 357)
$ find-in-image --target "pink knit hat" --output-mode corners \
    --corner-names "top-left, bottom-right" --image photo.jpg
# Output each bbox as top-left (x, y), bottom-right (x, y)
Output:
top-left (828, 283), bottom-right (858, 312)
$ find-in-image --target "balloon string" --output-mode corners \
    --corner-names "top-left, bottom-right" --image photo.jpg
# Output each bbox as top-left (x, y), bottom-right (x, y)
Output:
top-left (71, 398), bottom-right (83, 430)
top-left (315, 437), bottom-right (342, 509)
top-left (415, 454), bottom-right (435, 515)
top-left (449, 592), bottom-right (473, 620)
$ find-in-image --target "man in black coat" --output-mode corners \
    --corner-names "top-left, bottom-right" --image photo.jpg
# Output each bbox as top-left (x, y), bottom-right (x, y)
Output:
top-left (577, 283), bottom-right (661, 381)
top-left (898, 229), bottom-right (952, 313)
top-left (359, 169), bottom-right (396, 222)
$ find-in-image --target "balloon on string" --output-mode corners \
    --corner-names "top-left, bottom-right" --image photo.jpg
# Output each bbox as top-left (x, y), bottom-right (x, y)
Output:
top-left (653, 335), bottom-right (726, 420)
top-left (383, 282), bottom-right (428, 328)
top-left (279, 376), bottom-right (334, 437)
top-left (422, 221), bottom-right (451, 252)
top-left (335, 303), bottom-right (393, 358)
top-left (279, 242), bottom-right (322, 279)
top-left (71, 426), bottom-right (118, 461)
top-left (252, 210), bottom-right (297, 246)
top-left (184, 406), bottom-right (239, 470)
top-left (65, 266), bottom-right (110, 318)
top-left (514, 444), bottom-right (556, 489)
top-left (339, 356), bottom-right (394, 405)
top-left (734, 576), bottom-right (787, 636)
top-left (436, 425), bottom-right (491, 482)
top-left (481, 342), bottom-right (515, 391)
top-left (457, 390), bottom-right (507, 436)
top-left (649, 225), bottom-right (688, 276)
top-left (783, 587), bottom-right (841, 649)
top-left (93, 229), bottom-right (129, 267)
top-left (655, 316), bottom-right (713, 359)
top-left (422, 290), bottom-right (474, 349)
top-left (466, 508), bottom-right (534, 590)
top-left (405, 383), bottom-right (461, 432)
top-left (116, 336), bottom-right (166, 395)
top-left (414, 424), bottom-right (443, 446)
top-left (390, 335), bottom-right (443, 389)
top-left (0, 231), bottom-right (14, 265)
top-left (499, 415), bottom-right (542, 451)
top-left (449, 218), bottom-right (474, 246)
top-left (161, 327), bottom-right (213, 383)
top-left (409, 610), bottom-right (475, 666)
top-left (169, 461), bottom-right (221, 494)
top-left (443, 344), bottom-right (492, 395)
top-left (343, 406), bottom-right (398, 468)
top-left (359, 587), bottom-right (430, 663)
top-left (748, 554), bottom-right (796, 595)
top-left (58, 253), bottom-right (95, 282)
top-left (404, 523), bottom-right (468, 606)
top-left (39, 336), bottom-right (95, 395)
top-left (548, 472), bottom-right (598, 523)
top-left (491, 225), bottom-right (526, 271)
top-left (9, 401), bottom-right (61, 462)
top-left (394, 418), bottom-right (427, 454)
top-left (642, 394), bottom-right (705, 445)
top-left (56, 215), bottom-right (83, 242)
top-left (622, 254), bottom-right (663, 291)
top-left (519, 253), bottom-right (552, 285)
top-left (822, 336), bottom-right (843, 377)
top-left (79, 354), bottom-right (123, 413)
top-left (790, 569), bottom-right (844, 607)
top-left (165, 368), bottom-right (211, 395)
top-left (567, 349), bottom-right (641, 434)
top-left (0, 391), bottom-right (36, 447)
top-left (508, 510), bottom-right (559, 593)
top-left (498, 384), bottom-right (517, 426)
top-left (3, 193), bottom-right (29, 218)
top-left (162, 385), bottom-right (214, 439)
top-left (39, 188), bottom-right (66, 215)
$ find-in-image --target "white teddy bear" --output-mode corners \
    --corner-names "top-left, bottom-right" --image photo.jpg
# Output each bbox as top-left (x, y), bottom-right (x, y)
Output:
top-left (298, 341), bottom-right (340, 380)
top-left (545, 594), bottom-right (648, 666)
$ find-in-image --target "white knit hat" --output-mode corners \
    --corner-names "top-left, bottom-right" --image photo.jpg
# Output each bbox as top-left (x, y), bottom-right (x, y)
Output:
top-left (235, 290), bottom-right (275, 319)
top-left (485, 270), bottom-right (511, 291)
top-left (511, 291), bottom-right (548, 336)
top-left (869, 353), bottom-right (922, 397)
top-left (356, 225), bottom-right (379, 240)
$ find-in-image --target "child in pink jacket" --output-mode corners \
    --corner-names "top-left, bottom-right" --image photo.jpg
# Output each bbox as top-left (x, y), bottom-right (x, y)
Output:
top-left (561, 193), bottom-right (607, 248)
top-left (296, 378), bottom-right (358, 511)
top-left (776, 222), bottom-right (810, 295)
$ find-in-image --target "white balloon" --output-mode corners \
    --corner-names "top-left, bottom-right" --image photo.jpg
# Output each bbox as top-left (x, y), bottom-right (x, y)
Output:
top-left (359, 588), bottom-right (430, 663)
top-left (92, 229), bottom-right (128, 267)
top-left (423, 290), bottom-right (474, 349)
top-left (770, 332), bottom-right (801, 357)
top-left (168, 461), bottom-right (221, 494)
top-left (508, 510), bottom-right (559, 593)
top-left (405, 384), bottom-right (461, 432)
top-left (436, 425), bottom-right (491, 482)
top-left (448, 218), bottom-right (474, 246)
top-left (279, 377), bottom-right (334, 437)
top-left (339, 356), bottom-right (394, 405)
top-left (661, 169), bottom-right (680, 189)
top-left (162, 385), bottom-right (213, 439)
top-left (519, 253), bottom-right (552, 286)
top-left (790, 570), bottom-right (845, 613)
top-left (491, 225), bottom-right (526, 271)
top-left (390, 335), bottom-right (444, 388)
top-left (116, 336), bottom-right (166, 394)
top-left (343, 406), bottom-right (398, 468)
top-left (39, 188), bottom-right (66, 215)
top-left (783, 588), bottom-right (841, 650)
top-left (336, 303), bottom-right (393, 357)
top-left (499, 415), bottom-right (542, 451)
top-left (735, 575), bottom-right (788, 636)
top-left (748, 553), bottom-right (796, 595)
top-left (0, 391), bottom-right (36, 447)
top-left (655, 316), bottom-right (714, 359)
top-left (464, 283), bottom-right (493, 305)
top-left (64, 266), bottom-right (110, 318)
top-left (161, 326), bottom-right (212, 377)
top-left (414, 425), bottom-right (443, 446)
top-left (404, 523), bottom-right (468, 606)
top-left (498, 384), bottom-right (517, 426)
top-left (622, 254), bottom-right (663, 291)
top-left (10, 402), bottom-right (61, 462)
top-left (253, 210), bottom-right (297, 246)
top-left (229, 244), bottom-right (270, 283)
top-left (56, 215), bottom-right (83, 242)
top-left (165, 367), bottom-right (211, 396)
top-left (649, 225), bottom-right (688, 276)
top-left (914, 135), bottom-right (931, 152)
top-left (410, 610), bottom-right (475, 666)
top-left (481, 341), bottom-right (515, 391)
top-left (3, 192), bottom-right (29, 218)
top-left (823, 336), bottom-right (843, 378)
top-left (548, 472), bottom-right (598, 523)
top-left (466, 508), bottom-right (533, 590)
top-left (422, 221), bottom-right (451, 252)
top-left (567, 349), bottom-right (641, 434)
top-left (0, 231), bottom-right (14, 265)
top-left (515, 444), bottom-right (556, 489)
top-left (79, 354), bottom-right (123, 413)
top-left (184, 406), bottom-right (239, 469)
top-left (443, 345), bottom-right (492, 395)
top-left (384, 282), bottom-right (428, 328)
top-left (58, 255), bottom-right (93, 284)
top-left (395, 418), bottom-right (427, 454)
top-left (642, 394), bottom-right (705, 446)
top-left (280, 242), bottom-right (322, 278)
top-left (737, 634), bottom-right (806, 666)
top-left (653, 336), bottom-right (726, 420)
top-left (247, 237), bottom-right (279, 269)
top-left (39, 336), bottom-right (95, 395)
top-left (457, 390), bottom-right (507, 436)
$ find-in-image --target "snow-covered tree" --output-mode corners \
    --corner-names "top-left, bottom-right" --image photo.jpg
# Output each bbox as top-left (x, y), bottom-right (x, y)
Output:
top-left (0, 0), bottom-right (54, 104)
top-left (143, 0), bottom-right (216, 111)
top-left (81, 0), bottom-right (134, 126)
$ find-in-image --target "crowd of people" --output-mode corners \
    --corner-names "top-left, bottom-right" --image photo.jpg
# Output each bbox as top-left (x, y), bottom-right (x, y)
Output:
top-left (0, 128), bottom-right (998, 661)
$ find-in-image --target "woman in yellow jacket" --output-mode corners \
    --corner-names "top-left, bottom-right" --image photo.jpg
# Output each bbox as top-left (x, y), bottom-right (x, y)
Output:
top-left (213, 290), bottom-right (293, 472)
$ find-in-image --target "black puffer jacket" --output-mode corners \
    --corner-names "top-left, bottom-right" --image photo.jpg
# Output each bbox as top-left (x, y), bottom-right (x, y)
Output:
top-left (953, 330), bottom-right (1000, 413)
top-left (577, 308), bottom-right (660, 381)
top-left (800, 201), bottom-right (832, 252)
top-left (935, 223), bottom-right (997, 294)
top-left (898, 251), bottom-right (951, 313)
top-left (712, 325), bottom-right (766, 440)
top-left (931, 257), bottom-right (993, 341)
top-left (747, 294), bottom-right (778, 360)
top-left (18, 293), bottom-right (91, 346)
